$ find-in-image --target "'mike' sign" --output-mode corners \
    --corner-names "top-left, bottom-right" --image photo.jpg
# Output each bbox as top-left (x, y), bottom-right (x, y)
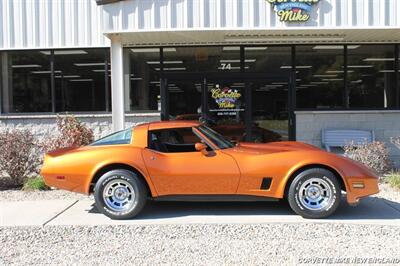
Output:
top-left (267, 0), bottom-right (320, 22)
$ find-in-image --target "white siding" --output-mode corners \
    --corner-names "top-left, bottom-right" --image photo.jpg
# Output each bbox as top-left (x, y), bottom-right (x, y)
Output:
top-left (1, 0), bottom-right (399, 50)
top-left (0, 0), bottom-right (110, 50)
top-left (101, 0), bottom-right (400, 32)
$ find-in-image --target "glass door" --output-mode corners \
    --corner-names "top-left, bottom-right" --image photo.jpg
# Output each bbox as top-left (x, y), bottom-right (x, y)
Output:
top-left (164, 76), bottom-right (203, 121)
top-left (249, 79), bottom-right (289, 142)
top-left (164, 74), bottom-right (290, 143)
top-left (205, 79), bottom-right (246, 143)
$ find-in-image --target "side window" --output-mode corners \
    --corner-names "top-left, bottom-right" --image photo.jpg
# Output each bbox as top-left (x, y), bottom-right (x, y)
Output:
top-left (91, 128), bottom-right (132, 146)
top-left (148, 127), bottom-right (206, 153)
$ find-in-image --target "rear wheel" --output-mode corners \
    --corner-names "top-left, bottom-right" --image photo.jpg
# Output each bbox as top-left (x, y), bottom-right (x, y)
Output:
top-left (287, 168), bottom-right (341, 219)
top-left (94, 169), bottom-right (147, 220)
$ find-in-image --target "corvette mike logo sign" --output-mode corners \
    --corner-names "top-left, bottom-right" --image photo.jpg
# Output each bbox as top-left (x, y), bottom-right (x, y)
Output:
top-left (210, 86), bottom-right (244, 116)
top-left (267, 0), bottom-right (320, 22)
top-left (211, 87), bottom-right (241, 109)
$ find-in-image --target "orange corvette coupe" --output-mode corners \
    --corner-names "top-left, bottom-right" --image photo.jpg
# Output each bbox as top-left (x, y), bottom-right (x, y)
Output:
top-left (42, 121), bottom-right (379, 220)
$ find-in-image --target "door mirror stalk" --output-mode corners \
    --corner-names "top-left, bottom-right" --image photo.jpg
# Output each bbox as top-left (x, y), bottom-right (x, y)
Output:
top-left (195, 143), bottom-right (209, 156)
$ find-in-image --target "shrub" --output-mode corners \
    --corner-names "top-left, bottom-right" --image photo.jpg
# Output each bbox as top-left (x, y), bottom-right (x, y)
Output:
top-left (344, 141), bottom-right (391, 175)
top-left (43, 115), bottom-right (94, 152)
top-left (23, 176), bottom-right (50, 191)
top-left (0, 129), bottom-right (42, 188)
top-left (383, 172), bottom-right (400, 190)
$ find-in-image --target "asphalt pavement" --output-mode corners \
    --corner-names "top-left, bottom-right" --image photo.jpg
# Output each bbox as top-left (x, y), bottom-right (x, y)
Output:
top-left (1, 196), bottom-right (400, 227)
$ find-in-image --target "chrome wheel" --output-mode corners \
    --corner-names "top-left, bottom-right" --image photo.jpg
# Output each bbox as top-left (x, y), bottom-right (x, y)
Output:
top-left (103, 178), bottom-right (135, 212)
top-left (298, 177), bottom-right (334, 211)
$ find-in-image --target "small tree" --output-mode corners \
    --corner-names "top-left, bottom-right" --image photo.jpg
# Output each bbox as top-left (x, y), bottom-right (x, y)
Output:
top-left (43, 115), bottom-right (94, 152)
top-left (344, 141), bottom-right (391, 176)
top-left (0, 129), bottom-right (42, 187)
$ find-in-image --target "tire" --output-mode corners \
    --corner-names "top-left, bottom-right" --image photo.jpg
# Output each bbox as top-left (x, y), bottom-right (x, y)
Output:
top-left (94, 169), bottom-right (147, 220)
top-left (287, 168), bottom-right (341, 219)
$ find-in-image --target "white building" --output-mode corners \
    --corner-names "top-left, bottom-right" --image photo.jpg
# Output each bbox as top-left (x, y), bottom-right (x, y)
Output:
top-left (0, 0), bottom-right (399, 164)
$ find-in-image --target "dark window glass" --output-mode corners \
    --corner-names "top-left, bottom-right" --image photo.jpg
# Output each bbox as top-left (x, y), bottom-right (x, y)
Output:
top-left (167, 78), bottom-right (202, 118)
top-left (0, 52), bottom-right (3, 113)
top-left (206, 79), bottom-right (246, 129)
top-left (245, 46), bottom-right (291, 74)
top-left (163, 46), bottom-right (241, 73)
top-left (246, 46), bottom-right (291, 142)
top-left (128, 48), bottom-right (161, 112)
top-left (296, 45), bottom-right (344, 109)
top-left (91, 127), bottom-right (132, 146)
top-left (398, 45), bottom-right (400, 108)
top-left (148, 127), bottom-right (205, 153)
top-left (53, 49), bottom-right (107, 112)
top-left (348, 45), bottom-right (396, 109)
top-left (7, 50), bottom-right (52, 112)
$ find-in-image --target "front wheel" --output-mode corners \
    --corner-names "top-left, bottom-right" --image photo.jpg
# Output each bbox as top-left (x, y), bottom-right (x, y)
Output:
top-left (94, 169), bottom-right (147, 220)
top-left (287, 168), bottom-right (341, 219)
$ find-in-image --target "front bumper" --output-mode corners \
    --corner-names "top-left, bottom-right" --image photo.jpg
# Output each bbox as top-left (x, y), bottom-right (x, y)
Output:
top-left (346, 177), bottom-right (380, 205)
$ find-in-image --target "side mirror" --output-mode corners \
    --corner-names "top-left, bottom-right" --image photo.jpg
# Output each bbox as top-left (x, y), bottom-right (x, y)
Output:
top-left (195, 142), bottom-right (209, 155)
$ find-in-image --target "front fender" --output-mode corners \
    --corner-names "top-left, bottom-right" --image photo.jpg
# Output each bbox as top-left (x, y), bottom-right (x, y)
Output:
top-left (278, 151), bottom-right (379, 201)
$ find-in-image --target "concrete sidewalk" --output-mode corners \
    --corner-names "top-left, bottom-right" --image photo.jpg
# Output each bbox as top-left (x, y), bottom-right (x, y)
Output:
top-left (1, 196), bottom-right (400, 227)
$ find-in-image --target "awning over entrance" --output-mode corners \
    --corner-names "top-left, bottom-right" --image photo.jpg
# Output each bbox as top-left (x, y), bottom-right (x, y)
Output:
top-left (107, 28), bottom-right (400, 47)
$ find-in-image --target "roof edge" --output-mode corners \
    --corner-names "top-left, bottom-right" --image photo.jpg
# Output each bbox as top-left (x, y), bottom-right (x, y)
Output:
top-left (95, 0), bottom-right (124, 6)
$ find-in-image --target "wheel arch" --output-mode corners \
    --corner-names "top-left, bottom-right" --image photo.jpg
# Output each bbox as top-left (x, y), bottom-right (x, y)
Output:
top-left (88, 163), bottom-right (156, 196)
top-left (283, 163), bottom-right (347, 198)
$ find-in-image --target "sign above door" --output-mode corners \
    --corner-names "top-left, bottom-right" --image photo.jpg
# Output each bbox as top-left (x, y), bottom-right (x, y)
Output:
top-left (266, 0), bottom-right (321, 23)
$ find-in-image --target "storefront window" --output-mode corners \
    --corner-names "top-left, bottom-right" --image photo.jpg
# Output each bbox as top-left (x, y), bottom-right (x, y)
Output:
top-left (398, 45), bottom-right (400, 108)
top-left (0, 52), bottom-right (3, 113)
top-left (348, 45), bottom-right (397, 109)
top-left (167, 78), bottom-right (201, 118)
top-left (163, 46), bottom-right (241, 120)
top-left (246, 46), bottom-right (291, 141)
top-left (206, 79), bottom-right (246, 130)
top-left (128, 48), bottom-right (160, 111)
top-left (163, 46), bottom-right (241, 73)
top-left (54, 49), bottom-right (108, 112)
top-left (6, 50), bottom-right (52, 112)
top-left (296, 45), bottom-right (345, 109)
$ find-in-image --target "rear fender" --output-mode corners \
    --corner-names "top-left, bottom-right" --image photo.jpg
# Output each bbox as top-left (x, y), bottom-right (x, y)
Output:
top-left (86, 158), bottom-right (158, 197)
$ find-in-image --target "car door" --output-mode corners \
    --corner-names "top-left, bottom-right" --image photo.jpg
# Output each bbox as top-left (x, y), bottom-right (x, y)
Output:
top-left (142, 127), bottom-right (240, 196)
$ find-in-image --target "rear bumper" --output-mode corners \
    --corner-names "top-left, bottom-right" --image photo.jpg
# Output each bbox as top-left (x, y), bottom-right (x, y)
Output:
top-left (42, 173), bottom-right (88, 194)
top-left (346, 177), bottom-right (380, 204)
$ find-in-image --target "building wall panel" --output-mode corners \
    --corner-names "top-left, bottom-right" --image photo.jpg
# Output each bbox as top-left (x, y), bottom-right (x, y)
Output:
top-left (1, 0), bottom-right (399, 50)
top-left (0, 0), bottom-right (109, 50)
top-left (100, 0), bottom-right (400, 32)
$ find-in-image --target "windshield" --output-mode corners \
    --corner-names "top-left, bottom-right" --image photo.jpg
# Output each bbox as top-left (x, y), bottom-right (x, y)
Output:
top-left (91, 128), bottom-right (132, 146)
top-left (197, 125), bottom-right (235, 149)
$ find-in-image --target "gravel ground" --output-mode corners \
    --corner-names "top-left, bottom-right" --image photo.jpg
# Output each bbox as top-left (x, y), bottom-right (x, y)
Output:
top-left (1, 184), bottom-right (399, 265)
top-left (1, 224), bottom-right (399, 265)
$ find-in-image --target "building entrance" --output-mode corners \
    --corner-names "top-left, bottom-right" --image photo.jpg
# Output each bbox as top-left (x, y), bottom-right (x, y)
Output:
top-left (162, 73), bottom-right (292, 143)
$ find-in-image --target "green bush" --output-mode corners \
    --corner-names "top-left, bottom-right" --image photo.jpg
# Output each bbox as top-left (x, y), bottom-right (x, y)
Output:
top-left (22, 176), bottom-right (50, 191)
top-left (384, 173), bottom-right (400, 190)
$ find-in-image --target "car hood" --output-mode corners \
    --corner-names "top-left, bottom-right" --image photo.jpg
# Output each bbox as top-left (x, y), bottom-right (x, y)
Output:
top-left (227, 141), bottom-right (320, 155)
